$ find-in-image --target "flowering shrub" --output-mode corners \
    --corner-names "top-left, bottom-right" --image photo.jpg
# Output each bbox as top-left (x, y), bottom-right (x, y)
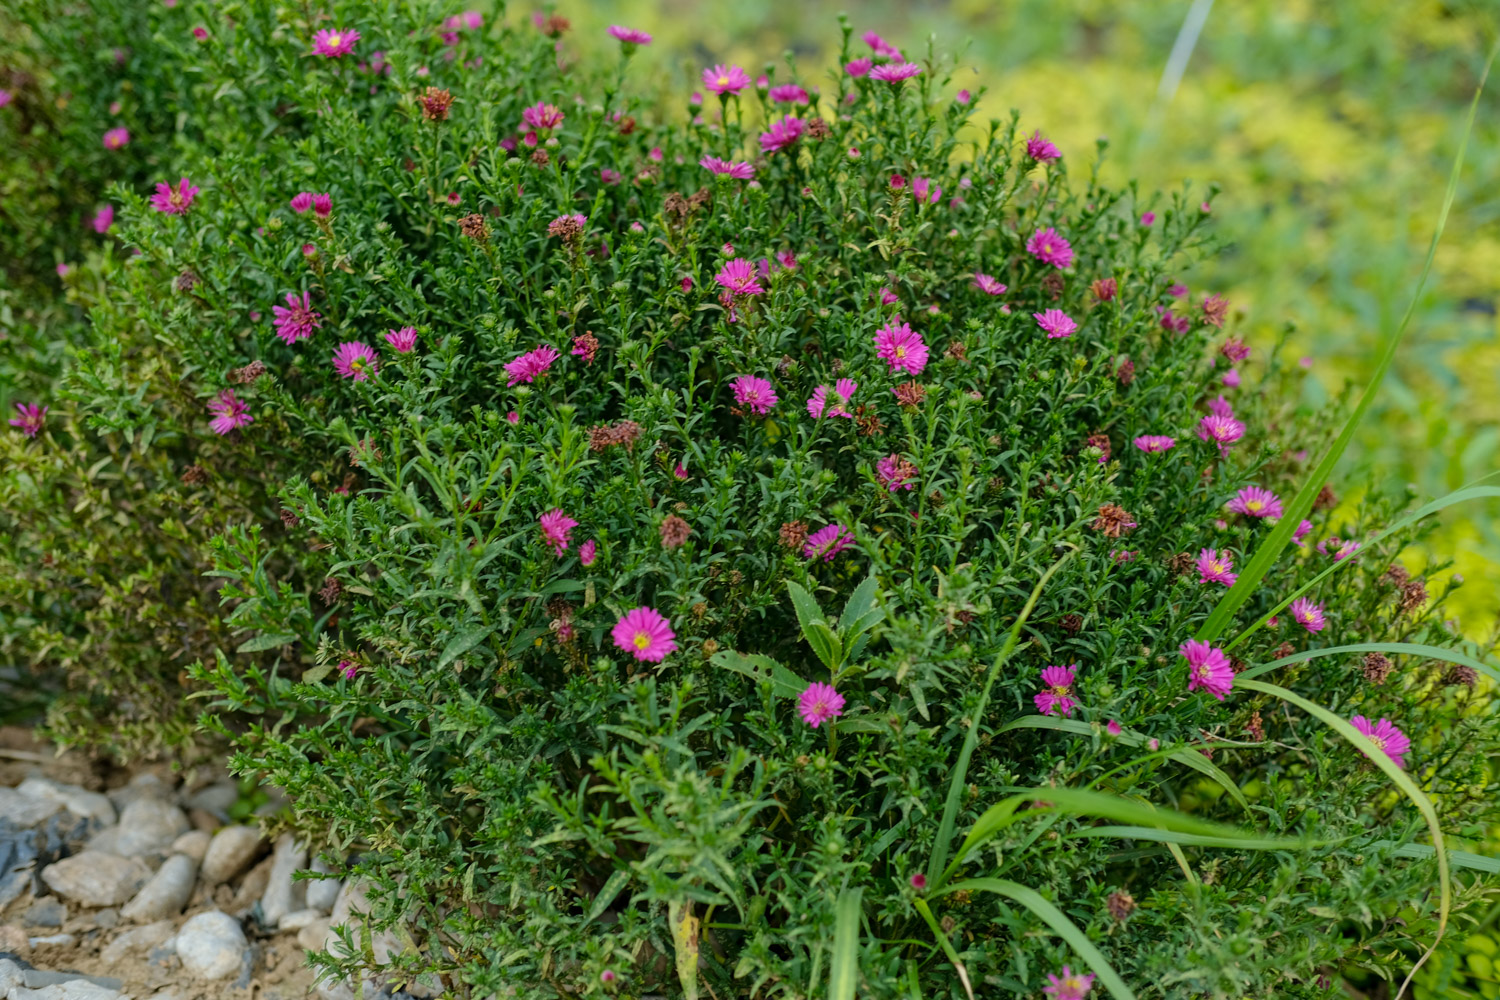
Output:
top-left (3, 4), bottom-right (1499, 998)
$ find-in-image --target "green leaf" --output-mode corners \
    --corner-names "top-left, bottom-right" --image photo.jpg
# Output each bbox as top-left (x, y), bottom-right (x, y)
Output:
top-left (668, 900), bottom-right (699, 1000)
top-left (787, 581), bottom-right (842, 669)
top-left (585, 869), bottom-right (632, 925)
top-left (839, 573), bottom-right (882, 634)
top-left (912, 898), bottom-right (974, 1000)
top-left (1238, 641), bottom-right (1499, 685)
top-left (710, 650), bottom-right (805, 700)
top-left (1068, 826), bottom-right (1311, 851)
top-left (301, 663), bottom-right (333, 684)
top-left (1385, 843), bottom-right (1500, 874)
top-left (236, 631), bottom-right (297, 653)
top-left (828, 887), bottom-right (863, 1000)
top-left (439, 624), bottom-right (494, 668)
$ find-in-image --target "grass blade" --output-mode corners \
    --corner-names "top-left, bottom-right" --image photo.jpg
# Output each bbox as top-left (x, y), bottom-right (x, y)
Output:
top-left (828, 887), bottom-right (863, 1000)
top-left (1237, 641), bottom-right (1499, 684)
top-left (1068, 825), bottom-right (1315, 851)
top-left (913, 898), bottom-right (974, 1000)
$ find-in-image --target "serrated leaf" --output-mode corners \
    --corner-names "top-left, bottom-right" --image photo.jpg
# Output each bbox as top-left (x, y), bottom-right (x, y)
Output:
top-left (839, 574), bottom-right (880, 633)
top-left (711, 650), bottom-right (804, 699)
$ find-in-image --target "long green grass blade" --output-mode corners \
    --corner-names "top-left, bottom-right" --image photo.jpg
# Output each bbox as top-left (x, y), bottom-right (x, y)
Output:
top-left (1384, 843), bottom-right (1500, 875)
top-left (828, 887), bottom-right (863, 1000)
top-left (913, 898), bottom-right (974, 1000)
top-left (1237, 641), bottom-right (1499, 683)
top-left (1196, 49), bottom-right (1496, 644)
top-left (942, 878), bottom-right (1137, 1000)
top-left (1068, 826), bottom-right (1314, 851)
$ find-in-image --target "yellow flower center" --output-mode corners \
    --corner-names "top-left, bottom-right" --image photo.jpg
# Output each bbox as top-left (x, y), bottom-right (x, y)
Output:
top-left (894, 346), bottom-right (906, 358)
top-left (1209, 560), bottom-right (1225, 574)
top-left (717, 75), bottom-right (729, 86)
top-left (1246, 500), bottom-right (1263, 512)
top-left (633, 632), bottom-right (651, 650)
top-left (328, 33), bottom-right (342, 46)
top-left (169, 192), bottom-right (184, 206)
top-left (1049, 684), bottom-right (1070, 697)
top-left (351, 358), bottom-right (365, 371)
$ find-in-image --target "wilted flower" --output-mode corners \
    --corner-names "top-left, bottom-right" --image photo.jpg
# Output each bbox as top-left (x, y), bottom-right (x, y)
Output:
top-left (547, 213), bottom-right (586, 242)
top-left (1091, 504), bottom-right (1136, 537)
top-left (660, 515), bottom-right (692, 549)
top-left (522, 102), bottom-right (565, 131)
top-left (207, 391), bottom-right (252, 435)
top-left (1033, 664), bottom-right (1078, 717)
top-left (1202, 293), bottom-right (1230, 328)
top-left (876, 454), bottom-right (919, 492)
top-left (419, 86), bottom-right (455, 121)
top-left (571, 331), bottom-right (599, 364)
top-left (1221, 337), bottom-right (1251, 362)
top-left (798, 682), bottom-right (845, 728)
top-left (612, 607), bottom-right (677, 662)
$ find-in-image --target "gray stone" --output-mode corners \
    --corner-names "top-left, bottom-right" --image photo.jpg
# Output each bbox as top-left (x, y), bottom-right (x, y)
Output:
top-left (15, 778), bottom-right (116, 826)
top-left (0, 958), bottom-right (23, 996)
top-left (0, 788), bottom-right (63, 828)
top-left (201, 825), bottom-right (263, 885)
top-left (91, 908), bottom-right (118, 929)
top-left (40, 852), bottom-right (151, 907)
top-left (112, 799), bottom-right (190, 858)
top-left (99, 918), bottom-right (174, 964)
top-left (174, 910), bottom-right (248, 980)
top-left (105, 773), bottom-right (174, 811)
top-left (0, 922), bottom-right (29, 954)
top-left (304, 855), bottom-right (341, 913)
top-left (181, 780), bottom-right (238, 820)
top-left (27, 934), bottom-right (75, 947)
top-left (168, 830), bottom-right (210, 863)
top-left (21, 968), bottom-right (123, 990)
top-left (296, 916), bottom-right (331, 952)
top-left (83, 827), bottom-right (120, 854)
top-left (22, 898), bottom-right (67, 928)
top-left (121, 853), bottom-right (196, 922)
top-left (229, 855), bottom-right (273, 914)
top-left (260, 834), bottom-right (306, 927)
top-left (277, 907), bottom-right (323, 931)
top-left (10, 980), bottom-right (124, 999)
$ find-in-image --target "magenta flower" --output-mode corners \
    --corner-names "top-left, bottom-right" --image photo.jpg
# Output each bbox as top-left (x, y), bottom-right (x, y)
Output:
top-left (1106, 720), bottom-right (1122, 736)
top-left (538, 508), bottom-right (578, 556)
top-left (92, 205), bottom-right (114, 233)
top-left (102, 127), bottom-right (130, 150)
top-left (732, 375), bottom-right (778, 416)
top-left (870, 62), bottom-right (922, 83)
top-left (1222, 369), bottom-right (1241, 388)
top-left (759, 117), bottom-right (806, 154)
top-left (804, 524), bottom-right (855, 562)
top-left (972, 273), bottom-right (1007, 295)
top-left (775, 250), bottom-right (799, 271)
top-left (1033, 664), bottom-right (1079, 717)
top-left (384, 327), bottom-right (418, 353)
top-left (1221, 337), bottom-right (1251, 362)
top-left (1026, 227), bottom-right (1074, 268)
top-left (1290, 597), bottom-right (1326, 633)
top-left (703, 64), bottom-right (751, 95)
top-left (807, 379), bottom-right (857, 419)
top-left (1180, 640), bottom-right (1234, 701)
top-left (0, 90), bottom-right (11, 108)
top-left (1026, 130), bottom-right (1061, 162)
top-left (874, 321), bottom-right (928, 375)
top-left (607, 25), bottom-right (652, 46)
top-left (332, 341), bottom-right (379, 381)
top-left (1350, 715), bottom-right (1411, 769)
top-left (206, 390), bottom-right (252, 435)
top-left (1197, 414), bottom-right (1245, 450)
top-left (311, 27), bottom-right (360, 57)
top-left (1043, 966), bottom-right (1096, 1000)
top-left (1206, 395), bottom-right (1235, 418)
top-left (862, 30), bottom-right (902, 58)
top-left (290, 192), bottom-right (314, 213)
top-left (845, 58), bottom-right (872, 77)
top-left (338, 659), bottom-right (358, 680)
top-left (1133, 435), bottom-right (1175, 452)
top-left (272, 291), bottom-right (321, 344)
top-left (876, 454), bottom-right (918, 492)
top-left (910, 873), bottom-right (928, 891)
top-left (579, 539), bottom-right (598, 567)
top-left (150, 177), bottom-right (200, 215)
top-left (1228, 486), bottom-right (1283, 519)
top-left (799, 681), bottom-right (845, 728)
top-left (8, 403), bottom-right (47, 437)
top-left (769, 83), bottom-right (809, 104)
top-left (1140, 212), bottom-right (1156, 226)
top-left (612, 607), bottom-right (677, 662)
top-left (521, 102), bottom-right (564, 131)
top-left (715, 258), bottom-right (764, 296)
top-left (311, 193), bottom-right (332, 218)
top-left (911, 177), bottom-right (941, 204)
top-left (600, 168), bottom-right (622, 185)
top-left (1292, 519), bottom-right (1314, 546)
top-left (504, 344), bottom-right (560, 387)
top-left (1197, 548), bottom-right (1237, 587)
top-left (878, 286), bottom-right (899, 305)
top-left (700, 155), bottom-right (754, 179)
top-left (1034, 309), bottom-right (1077, 339)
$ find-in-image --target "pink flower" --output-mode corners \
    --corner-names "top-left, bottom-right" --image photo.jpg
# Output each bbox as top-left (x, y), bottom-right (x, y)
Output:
top-left (290, 192), bottom-right (313, 213)
top-left (1168, 282), bottom-right (1188, 298)
top-left (1044, 966), bottom-right (1096, 1000)
top-left (703, 64), bottom-right (751, 95)
top-left (804, 524), bottom-right (855, 562)
top-left (506, 411), bottom-right (519, 424)
top-left (311, 193), bottom-right (332, 218)
top-left (862, 30), bottom-right (902, 58)
top-left (878, 286), bottom-right (899, 305)
top-left (808, 379), bottom-right (858, 419)
top-left (1033, 664), bottom-right (1079, 717)
top-left (759, 116), bottom-right (806, 153)
top-left (1207, 396), bottom-right (1235, 418)
top-left (1228, 486), bottom-right (1283, 519)
top-left (311, 27), bottom-right (360, 57)
top-left (1292, 519), bottom-right (1314, 546)
top-left (1106, 720), bottom-right (1122, 736)
top-left (538, 508), bottom-right (578, 556)
top-left (504, 344), bottom-right (560, 387)
top-left (732, 375), bottom-right (778, 415)
top-left (1350, 715), bottom-right (1411, 768)
top-left (769, 83), bottom-right (809, 104)
top-left (874, 321), bottom-right (928, 375)
top-left (1133, 435), bottom-right (1175, 452)
top-left (700, 155), bottom-right (754, 179)
top-left (1221, 337), bottom-right (1251, 362)
top-left (715, 258), bottom-right (764, 296)
top-left (1197, 414), bottom-right (1245, 450)
top-left (1180, 640), bottom-right (1234, 701)
top-left (608, 25), bottom-right (652, 45)
top-left (876, 454), bottom-right (918, 492)
top-left (1026, 130), bottom-right (1060, 161)
top-left (579, 539), bottom-right (597, 567)
top-left (600, 971), bottom-right (616, 984)
top-left (338, 659), bottom-right (358, 680)
top-left (870, 62), bottom-right (921, 83)
top-left (521, 102), bottom-right (564, 131)
top-left (1033, 308), bottom-right (1077, 339)
top-left (150, 177), bottom-right (200, 215)
top-left (1197, 548), bottom-right (1237, 586)
top-left (910, 177), bottom-right (941, 204)
top-left (0, 90), bottom-right (11, 108)
top-left (845, 58), bottom-right (872, 77)
top-left (799, 682), bottom-right (845, 728)
top-left (1140, 212), bottom-right (1156, 226)
top-left (972, 273), bottom-right (1007, 295)
top-left (8, 403), bottom-right (47, 437)
top-left (102, 127), bottom-right (130, 150)
top-left (206, 390), bottom-right (252, 435)
top-left (600, 168), bottom-right (621, 185)
top-left (272, 291), bottom-right (321, 344)
top-left (548, 213), bottom-right (588, 239)
top-left (1222, 368), bottom-right (1241, 388)
top-left (191, 26), bottom-right (209, 41)
top-left (775, 250), bottom-right (798, 271)
top-left (1026, 227), bottom-right (1074, 268)
top-left (301, 243), bottom-right (317, 258)
top-left (910, 873), bottom-right (928, 890)
top-left (1290, 597), bottom-right (1326, 633)
top-left (384, 327), bottom-right (418, 352)
top-left (612, 608), bottom-right (677, 662)
top-left (92, 205), bottom-right (114, 233)
top-left (332, 341), bottom-right (379, 381)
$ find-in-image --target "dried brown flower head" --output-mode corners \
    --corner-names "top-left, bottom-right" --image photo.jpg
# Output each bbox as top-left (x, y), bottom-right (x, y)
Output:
top-left (1115, 357), bottom-right (1135, 386)
top-left (419, 86), bottom-right (454, 121)
top-left (660, 515), bottom-right (692, 549)
top-left (1091, 277), bottom-right (1118, 302)
top-left (458, 213), bottom-right (490, 243)
top-left (892, 380), bottom-right (927, 408)
top-left (1106, 890), bottom-right (1135, 922)
top-left (180, 464), bottom-right (209, 486)
top-left (318, 577), bottom-right (342, 606)
top-left (1361, 652), bottom-right (1393, 685)
top-left (779, 521), bottom-right (809, 550)
top-left (1091, 504), bottom-right (1138, 538)
top-left (1202, 293), bottom-right (1230, 328)
top-left (229, 360), bottom-right (267, 384)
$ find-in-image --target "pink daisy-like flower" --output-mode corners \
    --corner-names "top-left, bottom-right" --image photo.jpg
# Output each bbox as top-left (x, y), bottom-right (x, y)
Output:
top-left (1106, 720), bottom-right (1122, 736)
top-left (1228, 486), bottom-right (1283, 519)
top-left (384, 326), bottom-right (418, 353)
top-left (0, 90), bottom-right (11, 107)
top-left (102, 127), bottom-right (130, 150)
top-left (874, 321), bottom-right (928, 376)
top-left (911, 177), bottom-right (941, 204)
top-left (1026, 227), bottom-right (1074, 269)
top-left (612, 607), bottom-right (676, 662)
top-left (206, 390), bottom-right (253, 435)
top-left (1168, 282), bottom-right (1189, 298)
top-left (799, 681), bottom-right (845, 728)
top-left (769, 83), bottom-right (809, 104)
top-left (715, 258), bottom-right (764, 296)
top-left (703, 64), bottom-right (751, 95)
top-left (1033, 664), bottom-right (1079, 717)
top-left (579, 539), bottom-right (597, 567)
top-left (1140, 212), bottom-right (1156, 226)
top-left (1350, 715), bottom-right (1411, 769)
top-left (150, 177), bottom-right (200, 215)
top-left (191, 25), bottom-right (209, 41)
top-left (1290, 597), bottom-right (1326, 633)
top-left (332, 341), bottom-right (379, 381)
top-left (599, 168), bottom-right (621, 185)
top-left (972, 273), bottom-right (1007, 295)
top-left (504, 344), bottom-right (560, 387)
top-left (1323, 538), bottom-right (1361, 561)
top-left (1133, 435), bottom-right (1175, 452)
top-left (845, 58), bottom-right (873, 77)
top-left (92, 205), bottom-right (114, 233)
top-left (1034, 308), bottom-right (1077, 339)
top-left (538, 508), bottom-right (578, 556)
top-left (1197, 414), bottom-right (1245, 449)
top-left (862, 30), bottom-right (902, 58)
top-left (878, 286), bottom-right (899, 305)
top-left (311, 27), bottom-right (360, 57)
top-left (1026, 130), bottom-right (1061, 162)
top-left (1197, 548), bottom-right (1237, 587)
top-left (9, 403), bottom-right (47, 437)
top-left (272, 291), bottom-right (321, 344)
top-left (731, 375), bottom-right (778, 416)
top-left (759, 116), bottom-right (806, 154)
top-left (1207, 396), bottom-right (1235, 418)
top-left (1180, 639), bottom-right (1234, 701)
top-left (876, 453), bottom-right (918, 492)
top-left (1043, 966), bottom-right (1096, 1000)
top-left (290, 192), bottom-right (314, 213)
top-left (775, 249), bottom-right (798, 271)
top-left (807, 379), bottom-right (858, 419)
top-left (521, 102), bottom-right (564, 131)
top-left (804, 524), bottom-right (855, 562)
top-left (607, 25), bottom-right (652, 45)
top-left (311, 193), bottom-right (332, 217)
top-left (700, 155), bottom-right (755, 179)
top-left (910, 873), bottom-right (928, 890)
top-left (1292, 519), bottom-right (1314, 546)
top-left (1222, 368), bottom-right (1241, 388)
top-left (870, 62), bottom-right (921, 83)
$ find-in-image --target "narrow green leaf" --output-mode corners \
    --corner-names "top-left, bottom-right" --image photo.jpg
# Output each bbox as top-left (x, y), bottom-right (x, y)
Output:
top-left (1238, 641), bottom-right (1499, 684)
top-left (828, 887), bottom-right (863, 1000)
top-left (439, 624), bottom-right (494, 668)
top-left (236, 631), bottom-right (297, 653)
top-left (585, 870), bottom-right (632, 926)
top-left (1068, 825), bottom-right (1310, 851)
top-left (1384, 843), bottom-right (1500, 874)
top-left (787, 581), bottom-right (842, 669)
top-left (912, 898), bottom-right (974, 1000)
